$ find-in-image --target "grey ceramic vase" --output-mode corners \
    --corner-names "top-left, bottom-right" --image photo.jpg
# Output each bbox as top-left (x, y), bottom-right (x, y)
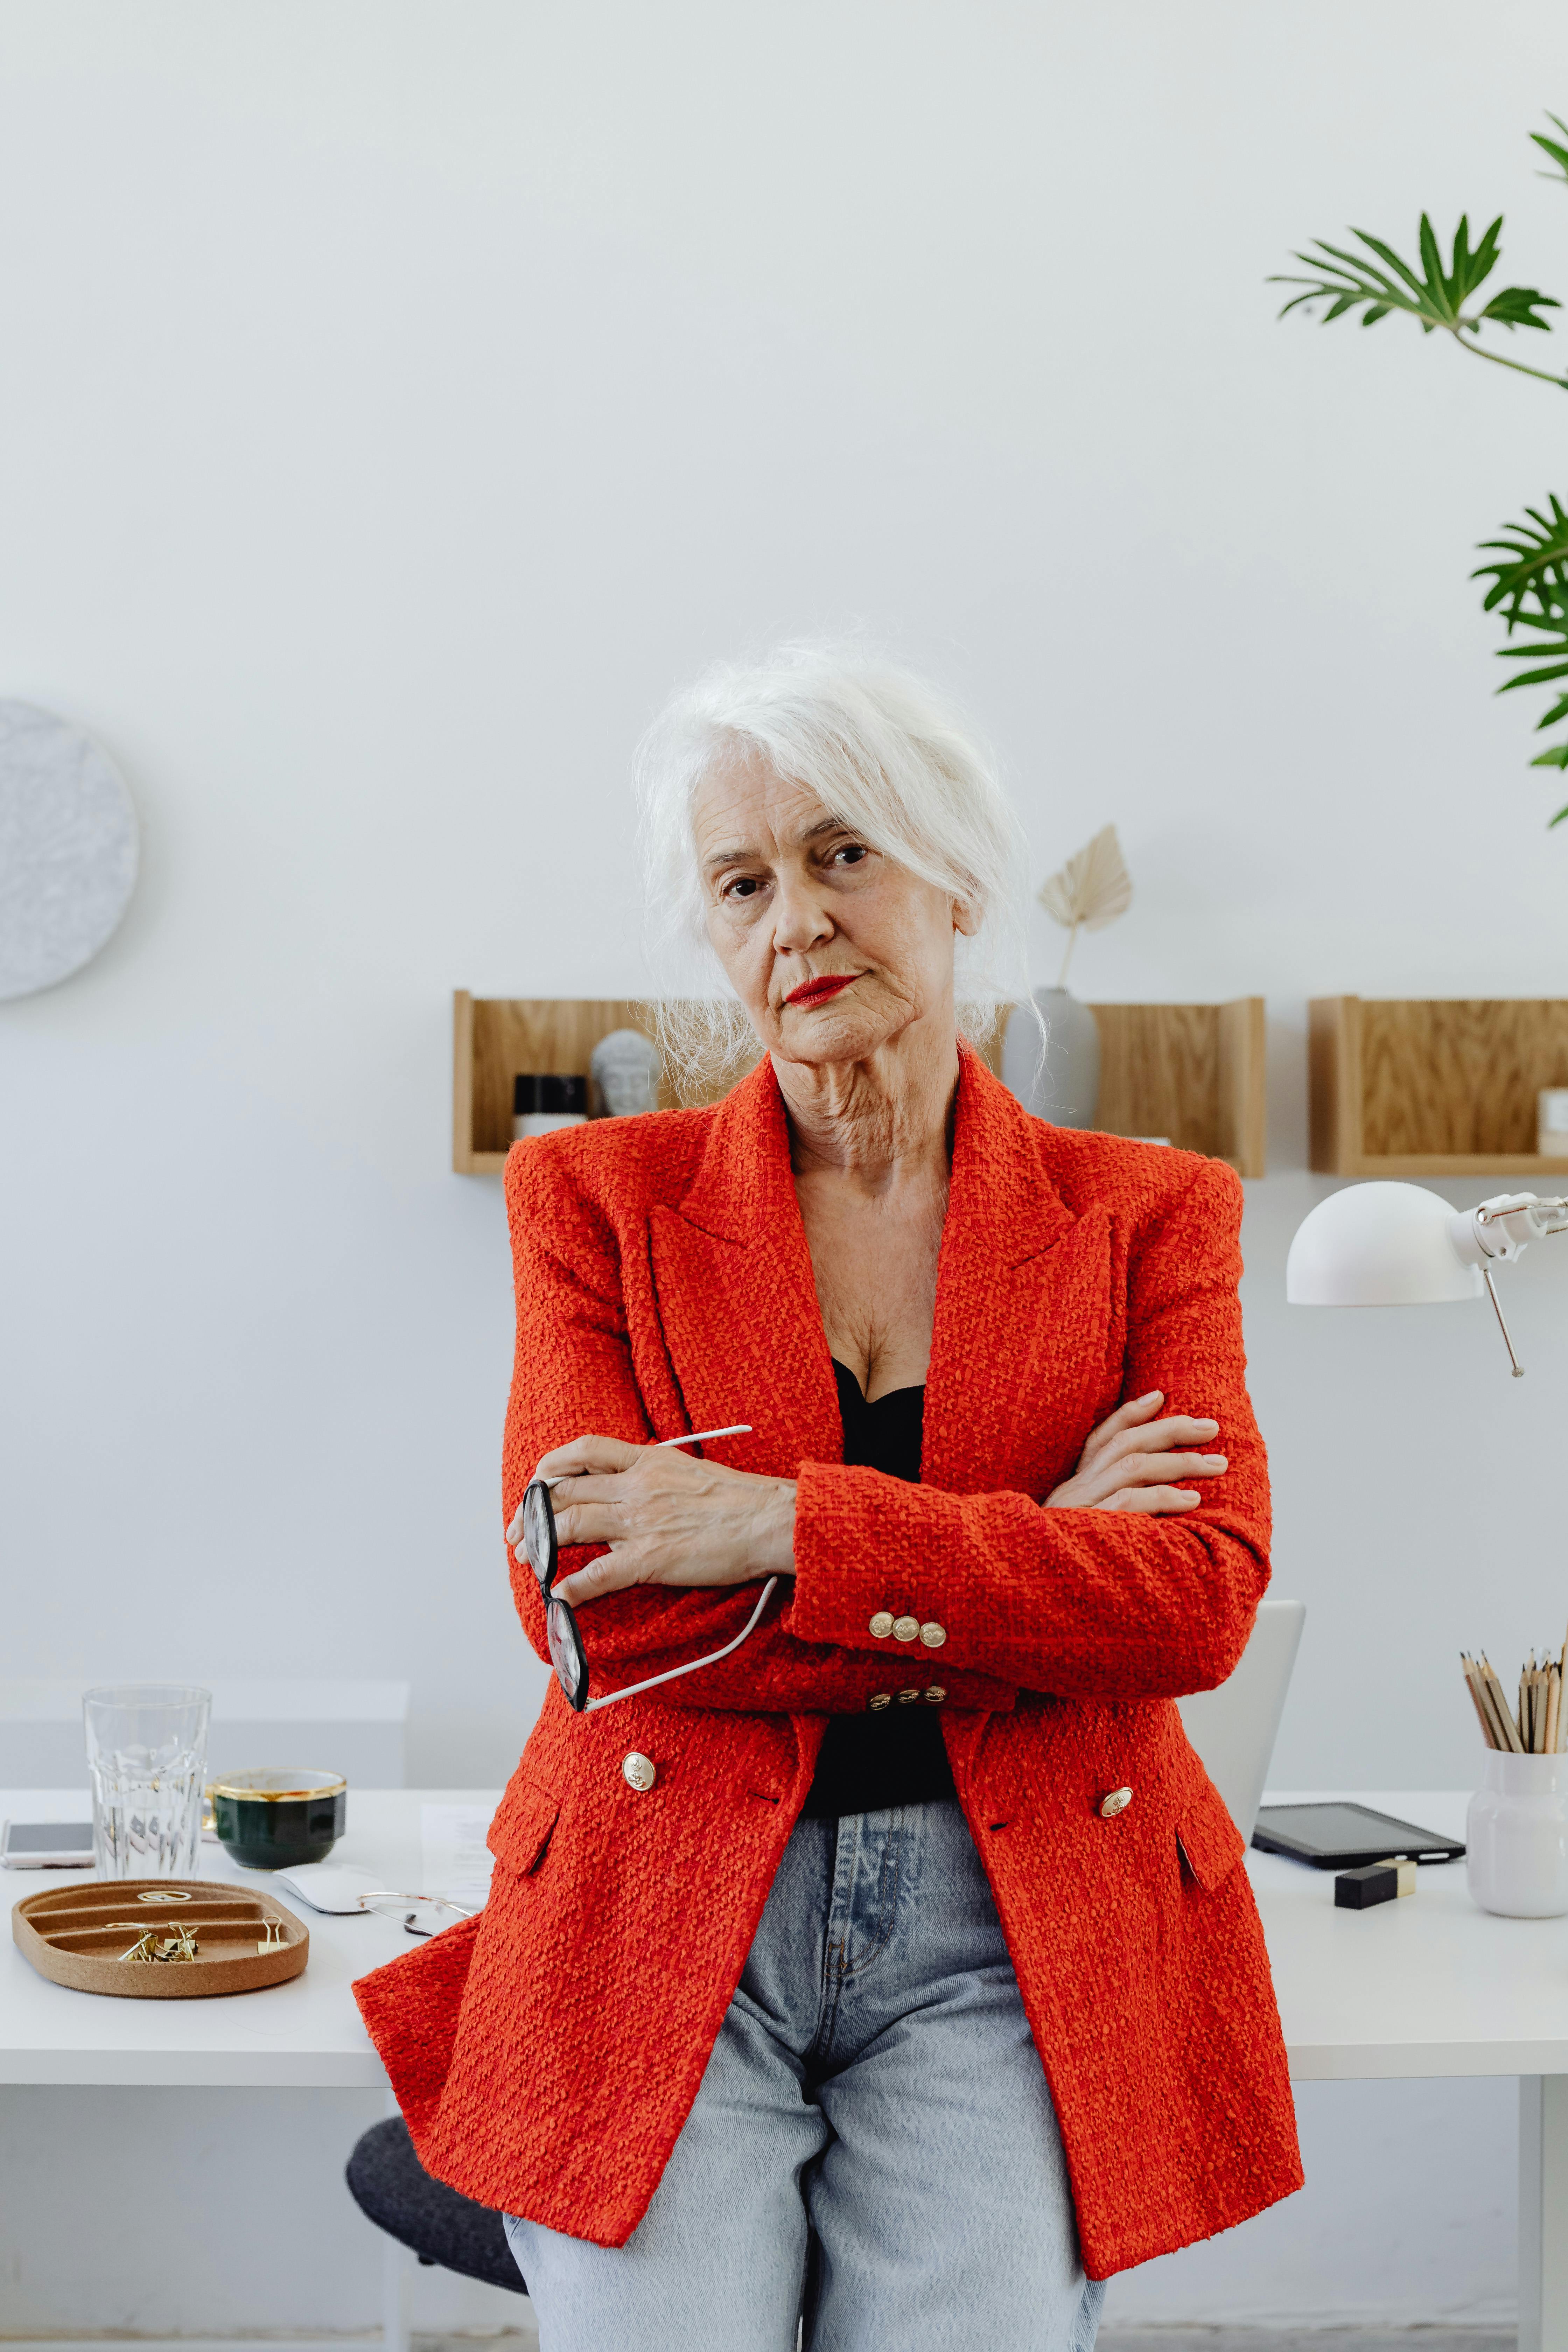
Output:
top-left (1000, 985), bottom-right (1101, 1128)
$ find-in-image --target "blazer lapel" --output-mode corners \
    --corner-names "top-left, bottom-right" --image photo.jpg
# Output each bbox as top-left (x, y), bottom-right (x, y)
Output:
top-left (649, 1060), bottom-right (843, 1483)
top-left (649, 1048), bottom-right (1116, 1502)
top-left (922, 1051), bottom-right (1114, 1500)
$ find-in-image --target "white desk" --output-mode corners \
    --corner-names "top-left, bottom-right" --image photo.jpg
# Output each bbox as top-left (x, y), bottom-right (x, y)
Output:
top-left (5, 1788), bottom-right (1567, 2344)
top-left (1256, 1790), bottom-right (1568, 2352)
top-left (1, 1788), bottom-right (498, 2352)
top-left (1258, 1788), bottom-right (1568, 2076)
top-left (0, 1787), bottom-right (478, 2087)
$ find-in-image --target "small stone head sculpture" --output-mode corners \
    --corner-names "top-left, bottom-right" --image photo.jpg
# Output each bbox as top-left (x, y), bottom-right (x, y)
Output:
top-left (591, 1027), bottom-right (662, 1118)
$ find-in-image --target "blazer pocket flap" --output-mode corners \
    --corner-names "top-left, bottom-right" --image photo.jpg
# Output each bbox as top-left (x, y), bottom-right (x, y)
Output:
top-left (1177, 1773), bottom-right (1246, 1892)
top-left (488, 1776), bottom-right (561, 1878)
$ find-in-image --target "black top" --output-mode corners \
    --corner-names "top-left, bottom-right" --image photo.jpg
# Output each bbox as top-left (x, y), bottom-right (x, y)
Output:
top-left (798, 1359), bottom-right (958, 1819)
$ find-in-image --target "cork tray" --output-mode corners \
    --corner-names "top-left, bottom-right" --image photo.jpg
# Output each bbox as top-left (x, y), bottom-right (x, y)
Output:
top-left (12, 1878), bottom-right (309, 1997)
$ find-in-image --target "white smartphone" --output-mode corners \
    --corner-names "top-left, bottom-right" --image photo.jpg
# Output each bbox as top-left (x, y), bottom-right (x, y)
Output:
top-left (1, 1819), bottom-right (95, 1868)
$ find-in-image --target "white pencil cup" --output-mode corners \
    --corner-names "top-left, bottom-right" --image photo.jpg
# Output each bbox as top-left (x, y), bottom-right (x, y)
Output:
top-left (1466, 1752), bottom-right (1568, 1918)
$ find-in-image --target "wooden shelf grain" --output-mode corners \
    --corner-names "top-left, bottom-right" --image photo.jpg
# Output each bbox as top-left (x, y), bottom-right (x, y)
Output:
top-left (1310, 995), bottom-right (1568, 1177)
top-left (456, 993), bottom-right (1267, 1177)
top-left (1091, 997), bottom-right (1265, 1177)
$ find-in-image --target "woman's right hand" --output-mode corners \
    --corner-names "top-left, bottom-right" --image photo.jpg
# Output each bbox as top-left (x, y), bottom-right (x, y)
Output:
top-left (1045, 1390), bottom-right (1226, 1515)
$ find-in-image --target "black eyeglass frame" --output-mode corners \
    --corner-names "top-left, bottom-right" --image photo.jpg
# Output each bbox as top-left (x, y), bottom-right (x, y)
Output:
top-left (520, 1478), bottom-right (592, 1712)
top-left (517, 1432), bottom-right (778, 1717)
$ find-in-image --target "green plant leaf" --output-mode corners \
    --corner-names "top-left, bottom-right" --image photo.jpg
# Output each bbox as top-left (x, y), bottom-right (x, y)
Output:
top-left (1473, 494), bottom-right (1568, 620)
top-left (1532, 113), bottom-right (1568, 184)
top-left (1418, 213), bottom-right (1450, 314)
top-left (1271, 216), bottom-right (1563, 356)
top-left (1350, 229), bottom-right (1434, 301)
top-left (1474, 490), bottom-right (1568, 806)
top-left (1275, 129), bottom-right (1568, 824)
top-left (1498, 656), bottom-right (1568, 691)
top-left (1479, 283), bottom-right (1560, 330)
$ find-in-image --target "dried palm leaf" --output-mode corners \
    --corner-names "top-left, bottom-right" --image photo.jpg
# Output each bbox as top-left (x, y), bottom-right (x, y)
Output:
top-left (1037, 824), bottom-right (1132, 986)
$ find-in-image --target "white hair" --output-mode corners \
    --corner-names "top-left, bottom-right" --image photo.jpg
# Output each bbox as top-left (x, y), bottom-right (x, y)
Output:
top-left (633, 642), bottom-right (1034, 1088)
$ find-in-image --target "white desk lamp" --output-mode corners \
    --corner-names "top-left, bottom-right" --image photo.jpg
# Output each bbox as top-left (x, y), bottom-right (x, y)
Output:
top-left (1286, 1183), bottom-right (1568, 1377)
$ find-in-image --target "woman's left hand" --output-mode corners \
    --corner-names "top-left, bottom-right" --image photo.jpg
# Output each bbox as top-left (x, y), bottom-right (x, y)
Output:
top-left (509, 1435), bottom-right (798, 1606)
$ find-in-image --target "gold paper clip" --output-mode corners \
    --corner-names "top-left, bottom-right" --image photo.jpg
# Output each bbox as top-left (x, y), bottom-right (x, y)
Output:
top-left (113, 1921), bottom-right (200, 1962)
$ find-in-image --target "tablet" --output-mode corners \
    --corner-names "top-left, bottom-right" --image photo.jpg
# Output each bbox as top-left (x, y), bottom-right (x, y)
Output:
top-left (1251, 1801), bottom-right (1465, 1869)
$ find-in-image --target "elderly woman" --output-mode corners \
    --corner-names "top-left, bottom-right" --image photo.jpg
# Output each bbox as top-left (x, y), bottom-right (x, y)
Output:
top-left (355, 649), bottom-right (1301, 2351)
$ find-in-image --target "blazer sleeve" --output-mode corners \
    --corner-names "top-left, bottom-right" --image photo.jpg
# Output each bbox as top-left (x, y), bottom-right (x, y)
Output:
top-left (780, 1158), bottom-right (1271, 1699)
top-left (501, 1142), bottom-right (1018, 1716)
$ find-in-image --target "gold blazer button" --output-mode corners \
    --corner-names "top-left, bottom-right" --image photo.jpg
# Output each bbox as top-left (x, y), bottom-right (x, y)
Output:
top-left (892, 1616), bottom-right (920, 1643)
top-left (919, 1622), bottom-right (946, 1648)
top-left (622, 1753), bottom-right (657, 1792)
top-left (1099, 1786), bottom-right (1133, 1819)
top-left (869, 1611), bottom-right (895, 1639)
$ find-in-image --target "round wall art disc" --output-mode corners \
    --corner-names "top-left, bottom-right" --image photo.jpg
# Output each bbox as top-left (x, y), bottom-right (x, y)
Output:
top-left (0, 700), bottom-right (140, 1000)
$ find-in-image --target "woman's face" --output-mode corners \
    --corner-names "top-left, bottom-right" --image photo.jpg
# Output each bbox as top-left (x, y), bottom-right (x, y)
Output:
top-left (692, 758), bottom-right (974, 1067)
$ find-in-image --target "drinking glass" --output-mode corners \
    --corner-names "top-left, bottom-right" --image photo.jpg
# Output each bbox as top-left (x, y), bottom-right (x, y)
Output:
top-left (83, 1684), bottom-right (212, 1879)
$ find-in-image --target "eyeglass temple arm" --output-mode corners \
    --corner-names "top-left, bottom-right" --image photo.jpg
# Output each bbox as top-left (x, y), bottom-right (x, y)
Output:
top-left (583, 1577), bottom-right (780, 1713)
top-left (359, 1891), bottom-right (480, 1919)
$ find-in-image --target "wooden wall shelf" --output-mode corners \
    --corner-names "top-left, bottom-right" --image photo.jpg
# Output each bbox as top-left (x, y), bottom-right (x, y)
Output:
top-left (1038, 997), bottom-right (1266, 1178)
top-left (1310, 995), bottom-right (1568, 1177)
top-left (453, 995), bottom-right (751, 1173)
top-left (455, 993), bottom-right (1267, 1177)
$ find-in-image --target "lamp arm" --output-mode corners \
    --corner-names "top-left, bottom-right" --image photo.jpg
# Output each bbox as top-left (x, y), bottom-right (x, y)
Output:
top-left (1482, 1268), bottom-right (1526, 1379)
top-left (1449, 1192), bottom-right (1568, 1266)
top-left (1448, 1193), bottom-right (1568, 1379)
top-left (1477, 1194), bottom-right (1568, 1240)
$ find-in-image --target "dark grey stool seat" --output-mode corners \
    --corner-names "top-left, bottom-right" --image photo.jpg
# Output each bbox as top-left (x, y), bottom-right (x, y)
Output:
top-left (346, 2116), bottom-right (525, 2295)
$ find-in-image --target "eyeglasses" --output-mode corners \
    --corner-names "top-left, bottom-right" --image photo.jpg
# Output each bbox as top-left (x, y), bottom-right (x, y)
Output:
top-left (360, 1892), bottom-right (478, 1937)
top-left (519, 1423), bottom-right (779, 1713)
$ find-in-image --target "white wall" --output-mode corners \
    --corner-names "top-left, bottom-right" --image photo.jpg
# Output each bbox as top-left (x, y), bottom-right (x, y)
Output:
top-left (1105, 2076), bottom-right (1519, 2331)
top-left (4, 1), bottom-right (1566, 2331)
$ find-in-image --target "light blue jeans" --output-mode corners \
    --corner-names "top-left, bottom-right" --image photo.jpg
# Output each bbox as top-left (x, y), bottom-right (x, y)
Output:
top-left (505, 1798), bottom-right (1105, 2351)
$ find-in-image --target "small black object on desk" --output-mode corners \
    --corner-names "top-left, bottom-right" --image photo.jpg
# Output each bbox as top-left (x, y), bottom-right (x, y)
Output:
top-left (1335, 1856), bottom-right (1417, 1910)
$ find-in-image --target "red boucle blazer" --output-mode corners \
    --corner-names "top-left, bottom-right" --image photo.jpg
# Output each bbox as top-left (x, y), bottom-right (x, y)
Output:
top-left (354, 1048), bottom-right (1303, 2277)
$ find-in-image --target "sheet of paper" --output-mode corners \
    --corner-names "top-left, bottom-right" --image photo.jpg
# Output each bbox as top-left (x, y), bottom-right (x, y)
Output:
top-left (421, 1801), bottom-right (496, 1910)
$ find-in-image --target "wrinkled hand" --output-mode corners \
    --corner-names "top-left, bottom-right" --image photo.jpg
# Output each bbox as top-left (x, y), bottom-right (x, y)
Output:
top-left (1045, 1390), bottom-right (1226, 1514)
top-left (508, 1435), bottom-right (798, 1606)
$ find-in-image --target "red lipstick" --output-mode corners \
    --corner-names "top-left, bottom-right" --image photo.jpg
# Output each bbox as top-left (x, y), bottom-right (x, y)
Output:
top-left (784, 974), bottom-right (856, 1009)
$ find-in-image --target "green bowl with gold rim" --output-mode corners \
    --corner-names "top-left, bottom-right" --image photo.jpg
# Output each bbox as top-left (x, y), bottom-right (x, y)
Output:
top-left (207, 1769), bottom-right (346, 1870)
